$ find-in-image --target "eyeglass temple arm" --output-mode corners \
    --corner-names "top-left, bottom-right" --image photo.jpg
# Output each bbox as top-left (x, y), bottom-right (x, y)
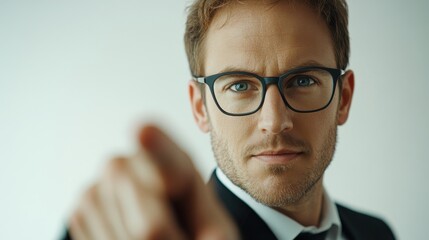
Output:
top-left (193, 77), bottom-right (205, 83)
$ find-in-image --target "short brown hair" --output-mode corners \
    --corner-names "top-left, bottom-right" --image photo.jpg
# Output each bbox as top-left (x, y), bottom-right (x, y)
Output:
top-left (184, 0), bottom-right (350, 76)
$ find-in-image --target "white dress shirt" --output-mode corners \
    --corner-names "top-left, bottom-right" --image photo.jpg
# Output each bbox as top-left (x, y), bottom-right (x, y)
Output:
top-left (216, 168), bottom-right (347, 240)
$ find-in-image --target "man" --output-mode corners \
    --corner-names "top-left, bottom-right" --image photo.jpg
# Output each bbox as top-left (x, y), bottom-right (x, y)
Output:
top-left (64, 0), bottom-right (396, 239)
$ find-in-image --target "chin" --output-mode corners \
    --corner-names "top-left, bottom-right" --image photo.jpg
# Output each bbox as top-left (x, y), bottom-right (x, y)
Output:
top-left (241, 164), bottom-right (316, 207)
top-left (244, 179), bottom-right (302, 207)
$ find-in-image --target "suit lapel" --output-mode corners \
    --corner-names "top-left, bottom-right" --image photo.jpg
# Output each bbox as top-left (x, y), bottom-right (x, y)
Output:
top-left (209, 172), bottom-right (278, 240)
top-left (336, 204), bottom-right (362, 240)
top-left (209, 172), bottom-right (386, 240)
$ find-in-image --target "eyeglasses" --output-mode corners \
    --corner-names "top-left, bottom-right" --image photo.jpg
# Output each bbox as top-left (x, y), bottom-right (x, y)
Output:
top-left (193, 66), bottom-right (344, 116)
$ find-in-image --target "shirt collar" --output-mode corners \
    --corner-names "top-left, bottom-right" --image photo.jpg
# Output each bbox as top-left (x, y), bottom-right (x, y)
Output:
top-left (215, 168), bottom-right (342, 240)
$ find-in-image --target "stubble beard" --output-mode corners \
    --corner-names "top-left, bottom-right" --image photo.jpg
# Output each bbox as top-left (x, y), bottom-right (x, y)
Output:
top-left (210, 125), bottom-right (337, 208)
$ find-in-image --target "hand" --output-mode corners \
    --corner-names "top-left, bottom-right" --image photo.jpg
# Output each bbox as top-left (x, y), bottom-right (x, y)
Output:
top-left (68, 125), bottom-right (239, 240)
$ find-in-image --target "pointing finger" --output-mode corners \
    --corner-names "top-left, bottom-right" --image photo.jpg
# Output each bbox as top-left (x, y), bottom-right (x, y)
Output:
top-left (137, 125), bottom-right (240, 239)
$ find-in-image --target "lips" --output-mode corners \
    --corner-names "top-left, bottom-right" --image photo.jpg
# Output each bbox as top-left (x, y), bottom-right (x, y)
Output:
top-left (252, 150), bottom-right (303, 164)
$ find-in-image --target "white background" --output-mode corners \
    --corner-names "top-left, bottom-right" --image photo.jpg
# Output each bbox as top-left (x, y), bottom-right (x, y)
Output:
top-left (1, 0), bottom-right (428, 239)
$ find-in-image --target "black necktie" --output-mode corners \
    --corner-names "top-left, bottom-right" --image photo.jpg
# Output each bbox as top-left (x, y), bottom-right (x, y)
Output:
top-left (294, 230), bottom-right (329, 240)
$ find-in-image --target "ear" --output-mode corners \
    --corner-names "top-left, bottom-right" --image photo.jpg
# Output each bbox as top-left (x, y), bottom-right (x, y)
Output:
top-left (337, 70), bottom-right (355, 125)
top-left (188, 80), bottom-right (211, 133)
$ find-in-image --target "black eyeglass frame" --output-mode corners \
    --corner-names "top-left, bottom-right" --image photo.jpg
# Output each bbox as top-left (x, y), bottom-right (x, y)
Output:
top-left (193, 66), bottom-right (345, 116)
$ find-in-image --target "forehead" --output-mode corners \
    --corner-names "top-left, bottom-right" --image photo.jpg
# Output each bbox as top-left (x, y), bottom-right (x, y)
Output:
top-left (203, 1), bottom-right (336, 76)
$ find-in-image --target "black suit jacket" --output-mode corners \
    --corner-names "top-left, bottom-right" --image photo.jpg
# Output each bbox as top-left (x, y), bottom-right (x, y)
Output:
top-left (209, 172), bottom-right (396, 240)
top-left (62, 173), bottom-right (396, 240)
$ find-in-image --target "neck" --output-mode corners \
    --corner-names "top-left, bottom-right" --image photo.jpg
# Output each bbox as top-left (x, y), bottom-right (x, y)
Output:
top-left (274, 178), bottom-right (325, 227)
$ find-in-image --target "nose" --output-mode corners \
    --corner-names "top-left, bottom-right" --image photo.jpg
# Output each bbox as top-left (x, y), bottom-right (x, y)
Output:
top-left (257, 85), bottom-right (293, 134)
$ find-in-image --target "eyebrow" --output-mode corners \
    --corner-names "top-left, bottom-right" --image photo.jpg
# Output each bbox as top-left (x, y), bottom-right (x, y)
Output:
top-left (217, 60), bottom-right (328, 76)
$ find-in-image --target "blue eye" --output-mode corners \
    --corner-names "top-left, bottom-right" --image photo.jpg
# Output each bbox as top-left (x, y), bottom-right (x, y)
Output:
top-left (230, 82), bottom-right (249, 91)
top-left (289, 76), bottom-right (315, 87)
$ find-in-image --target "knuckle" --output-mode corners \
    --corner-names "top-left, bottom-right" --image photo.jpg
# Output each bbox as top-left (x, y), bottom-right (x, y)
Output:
top-left (79, 184), bottom-right (99, 210)
top-left (69, 210), bottom-right (84, 229)
top-left (103, 156), bottom-right (129, 178)
top-left (69, 185), bottom-right (99, 229)
top-left (84, 184), bottom-right (98, 201)
top-left (132, 221), bottom-right (164, 239)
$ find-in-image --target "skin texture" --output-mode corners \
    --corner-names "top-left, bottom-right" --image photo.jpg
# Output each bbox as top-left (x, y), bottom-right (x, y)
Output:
top-left (189, 1), bottom-right (354, 226)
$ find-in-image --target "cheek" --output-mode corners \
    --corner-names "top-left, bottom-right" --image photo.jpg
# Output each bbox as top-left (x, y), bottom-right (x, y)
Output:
top-left (206, 91), bottom-right (241, 130)
top-left (206, 98), bottom-right (255, 153)
top-left (293, 99), bottom-right (338, 145)
top-left (216, 115), bottom-right (255, 147)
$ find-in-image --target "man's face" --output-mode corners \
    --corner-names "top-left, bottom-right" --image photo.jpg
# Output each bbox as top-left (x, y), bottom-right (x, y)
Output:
top-left (190, 1), bottom-right (353, 207)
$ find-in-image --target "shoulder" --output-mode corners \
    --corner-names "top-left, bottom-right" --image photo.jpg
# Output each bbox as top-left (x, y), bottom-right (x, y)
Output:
top-left (336, 203), bottom-right (396, 240)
